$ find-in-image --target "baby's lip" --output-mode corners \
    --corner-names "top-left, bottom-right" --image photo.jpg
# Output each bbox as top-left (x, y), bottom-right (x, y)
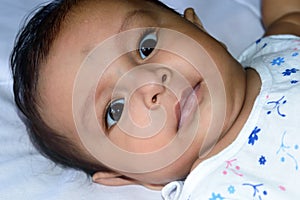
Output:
top-left (175, 101), bottom-right (181, 129)
top-left (176, 82), bottom-right (201, 130)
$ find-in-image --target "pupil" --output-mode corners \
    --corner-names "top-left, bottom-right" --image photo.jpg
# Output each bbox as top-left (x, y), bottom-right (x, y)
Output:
top-left (109, 102), bottom-right (124, 121)
top-left (141, 39), bottom-right (156, 57)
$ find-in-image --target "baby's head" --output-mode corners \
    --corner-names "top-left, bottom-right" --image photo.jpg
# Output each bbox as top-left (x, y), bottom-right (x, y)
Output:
top-left (11, 0), bottom-right (246, 187)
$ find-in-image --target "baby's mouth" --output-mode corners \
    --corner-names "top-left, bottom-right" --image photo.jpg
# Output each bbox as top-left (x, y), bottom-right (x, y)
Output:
top-left (176, 82), bottom-right (201, 130)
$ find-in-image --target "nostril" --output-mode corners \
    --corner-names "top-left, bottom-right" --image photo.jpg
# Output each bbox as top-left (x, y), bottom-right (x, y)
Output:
top-left (162, 74), bottom-right (167, 83)
top-left (152, 94), bottom-right (158, 103)
top-left (156, 67), bottom-right (171, 84)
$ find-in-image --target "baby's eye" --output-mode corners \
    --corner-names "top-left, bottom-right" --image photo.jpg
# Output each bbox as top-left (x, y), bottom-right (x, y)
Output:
top-left (138, 31), bottom-right (157, 60)
top-left (105, 98), bottom-right (125, 129)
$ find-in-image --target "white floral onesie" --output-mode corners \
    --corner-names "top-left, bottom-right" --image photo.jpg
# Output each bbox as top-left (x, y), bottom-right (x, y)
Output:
top-left (162, 35), bottom-right (300, 200)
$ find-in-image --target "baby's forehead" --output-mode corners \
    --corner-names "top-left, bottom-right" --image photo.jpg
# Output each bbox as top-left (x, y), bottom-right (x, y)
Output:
top-left (70, 0), bottom-right (159, 13)
top-left (57, 0), bottom-right (170, 53)
top-left (64, 0), bottom-right (161, 28)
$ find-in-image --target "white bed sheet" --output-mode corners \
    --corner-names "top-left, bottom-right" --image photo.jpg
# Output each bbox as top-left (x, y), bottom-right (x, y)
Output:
top-left (0, 0), bottom-right (263, 199)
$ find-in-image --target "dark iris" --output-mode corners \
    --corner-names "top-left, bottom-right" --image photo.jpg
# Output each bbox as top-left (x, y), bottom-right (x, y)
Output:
top-left (139, 31), bottom-right (157, 60)
top-left (108, 102), bottom-right (124, 122)
top-left (140, 38), bottom-right (156, 58)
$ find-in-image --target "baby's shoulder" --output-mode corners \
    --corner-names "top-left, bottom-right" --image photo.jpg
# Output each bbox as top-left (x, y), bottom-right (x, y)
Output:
top-left (238, 35), bottom-right (300, 66)
top-left (239, 35), bottom-right (300, 88)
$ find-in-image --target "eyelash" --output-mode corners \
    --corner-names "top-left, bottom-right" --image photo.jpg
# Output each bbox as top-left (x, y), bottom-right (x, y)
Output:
top-left (103, 97), bottom-right (123, 130)
top-left (139, 27), bottom-right (157, 40)
top-left (137, 27), bottom-right (158, 59)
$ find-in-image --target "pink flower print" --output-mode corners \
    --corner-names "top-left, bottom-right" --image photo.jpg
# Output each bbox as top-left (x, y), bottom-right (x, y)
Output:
top-left (222, 158), bottom-right (243, 177)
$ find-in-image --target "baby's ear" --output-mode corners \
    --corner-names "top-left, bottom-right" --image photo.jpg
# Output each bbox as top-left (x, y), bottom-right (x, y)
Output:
top-left (183, 8), bottom-right (206, 31)
top-left (183, 8), bottom-right (227, 50)
top-left (92, 171), bottom-right (164, 190)
top-left (92, 171), bottom-right (137, 186)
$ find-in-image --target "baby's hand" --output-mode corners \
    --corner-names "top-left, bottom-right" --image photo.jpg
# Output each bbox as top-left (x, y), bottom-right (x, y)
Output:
top-left (262, 0), bottom-right (300, 36)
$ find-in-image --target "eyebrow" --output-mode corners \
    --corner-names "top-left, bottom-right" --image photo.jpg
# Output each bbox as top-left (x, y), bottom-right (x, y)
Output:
top-left (81, 9), bottom-right (153, 56)
top-left (119, 9), bottom-right (154, 33)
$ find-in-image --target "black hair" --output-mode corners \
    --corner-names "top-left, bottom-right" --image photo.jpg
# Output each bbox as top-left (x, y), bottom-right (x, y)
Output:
top-left (10, 0), bottom-right (178, 176)
top-left (10, 0), bottom-right (107, 175)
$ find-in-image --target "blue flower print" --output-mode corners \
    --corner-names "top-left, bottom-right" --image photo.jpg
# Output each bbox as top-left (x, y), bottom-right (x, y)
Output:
top-left (271, 57), bottom-right (285, 66)
top-left (266, 96), bottom-right (287, 117)
top-left (282, 68), bottom-right (299, 76)
top-left (228, 185), bottom-right (235, 194)
top-left (259, 156), bottom-right (266, 165)
top-left (255, 39), bottom-right (267, 49)
top-left (248, 126), bottom-right (261, 145)
top-left (276, 131), bottom-right (299, 170)
top-left (209, 192), bottom-right (225, 200)
top-left (291, 80), bottom-right (299, 84)
top-left (242, 183), bottom-right (268, 200)
top-left (262, 43), bottom-right (267, 49)
top-left (255, 39), bottom-right (261, 44)
top-left (292, 52), bottom-right (299, 57)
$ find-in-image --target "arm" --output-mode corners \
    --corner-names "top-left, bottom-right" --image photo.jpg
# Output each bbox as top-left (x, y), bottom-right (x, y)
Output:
top-left (262, 0), bottom-right (300, 36)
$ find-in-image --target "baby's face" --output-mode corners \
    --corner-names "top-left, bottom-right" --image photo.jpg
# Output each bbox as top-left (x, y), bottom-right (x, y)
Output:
top-left (37, 0), bottom-right (245, 184)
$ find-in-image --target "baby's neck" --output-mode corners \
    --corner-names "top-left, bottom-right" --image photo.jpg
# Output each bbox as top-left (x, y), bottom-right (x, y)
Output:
top-left (191, 68), bottom-right (261, 171)
top-left (224, 68), bottom-right (261, 142)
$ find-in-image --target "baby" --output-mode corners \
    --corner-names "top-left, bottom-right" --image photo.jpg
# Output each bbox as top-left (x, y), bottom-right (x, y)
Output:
top-left (11, 0), bottom-right (300, 197)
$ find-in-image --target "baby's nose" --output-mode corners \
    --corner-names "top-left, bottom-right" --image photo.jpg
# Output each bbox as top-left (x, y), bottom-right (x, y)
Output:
top-left (136, 83), bottom-right (164, 109)
top-left (132, 67), bottom-right (171, 109)
top-left (119, 66), bottom-right (171, 128)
